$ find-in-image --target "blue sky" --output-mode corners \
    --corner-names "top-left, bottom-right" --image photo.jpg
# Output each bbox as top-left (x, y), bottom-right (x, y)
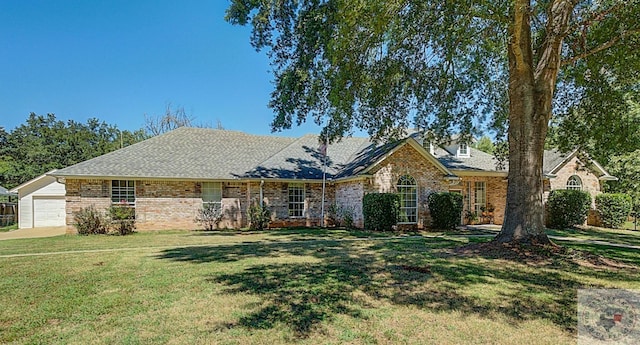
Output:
top-left (0, 0), bottom-right (329, 137)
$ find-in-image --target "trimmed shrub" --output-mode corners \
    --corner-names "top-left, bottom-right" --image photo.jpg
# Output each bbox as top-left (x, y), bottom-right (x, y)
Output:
top-left (363, 193), bottom-right (399, 231)
top-left (342, 206), bottom-right (355, 229)
top-left (595, 193), bottom-right (632, 229)
top-left (195, 203), bottom-right (224, 230)
top-left (428, 192), bottom-right (463, 230)
top-left (108, 203), bottom-right (136, 235)
top-left (248, 203), bottom-right (271, 230)
top-left (74, 205), bottom-right (109, 235)
top-left (546, 190), bottom-right (591, 229)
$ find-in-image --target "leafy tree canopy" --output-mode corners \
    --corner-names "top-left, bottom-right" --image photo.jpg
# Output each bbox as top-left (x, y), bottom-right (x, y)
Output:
top-left (0, 113), bottom-right (146, 189)
top-left (226, 0), bottom-right (640, 143)
top-left (227, 0), bottom-right (640, 244)
top-left (472, 136), bottom-right (495, 154)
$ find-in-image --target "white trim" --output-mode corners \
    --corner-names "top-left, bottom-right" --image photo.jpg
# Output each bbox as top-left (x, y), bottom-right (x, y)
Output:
top-left (10, 169), bottom-right (58, 193)
top-left (457, 143), bottom-right (470, 158)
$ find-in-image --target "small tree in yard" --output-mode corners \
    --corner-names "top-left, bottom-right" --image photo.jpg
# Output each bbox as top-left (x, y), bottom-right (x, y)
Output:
top-left (595, 193), bottom-right (632, 229)
top-left (195, 203), bottom-right (224, 230)
top-left (108, 202), bottom-right (136, 235)
top-left (248, 203), bottom-right (271, 230)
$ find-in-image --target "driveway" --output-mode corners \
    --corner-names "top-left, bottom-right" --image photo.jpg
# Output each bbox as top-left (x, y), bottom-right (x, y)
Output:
top-left (0, 226), bottom-right (66, 240)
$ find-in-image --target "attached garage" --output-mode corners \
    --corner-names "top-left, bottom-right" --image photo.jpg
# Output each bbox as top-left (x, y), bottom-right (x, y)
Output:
top-left (10, 171), bottom-right (66, 229)
top-left (33, 197), bottom-right (66, 227)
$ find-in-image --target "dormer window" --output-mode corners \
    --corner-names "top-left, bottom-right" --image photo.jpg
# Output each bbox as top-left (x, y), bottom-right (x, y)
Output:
top-left (457, 143), bottom-right (470, 158)
top-left (429, 143), bottom-right (435, 155)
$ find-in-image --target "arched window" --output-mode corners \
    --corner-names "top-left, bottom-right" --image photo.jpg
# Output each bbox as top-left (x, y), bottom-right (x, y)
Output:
top-left (397, 175), bottom-right (418, 223)
top-left (566, 175), bottom-right (582, 190)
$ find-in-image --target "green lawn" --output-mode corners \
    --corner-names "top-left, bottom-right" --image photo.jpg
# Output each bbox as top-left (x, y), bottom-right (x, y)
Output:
top-left (546, 226), bottom-right (640, 247)
top-left (1, 229), bottom-right (639, 344)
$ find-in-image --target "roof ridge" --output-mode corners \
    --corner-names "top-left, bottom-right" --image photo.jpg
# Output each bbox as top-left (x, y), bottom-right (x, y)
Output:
top-left (251, 134), bottom-right (310, 169)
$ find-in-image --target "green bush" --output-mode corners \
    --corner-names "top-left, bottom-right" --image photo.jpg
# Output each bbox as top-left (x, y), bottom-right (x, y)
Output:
top-left (74, 205), bottom-right (109, 235)
top-left (428, 192), bottom-right (463, 229)
top-left (595, 193), bottom-right (632, 229)
top-left (108, 203), bottom-right (136, 235)
top-left (363, 193), bottom-right (399, 231)
top-left (546, 190), bottom-right (591, 229)
top-left (326, 202), bottom-right (355, 228)
top-left (248, 203), bottom-right (271, 230)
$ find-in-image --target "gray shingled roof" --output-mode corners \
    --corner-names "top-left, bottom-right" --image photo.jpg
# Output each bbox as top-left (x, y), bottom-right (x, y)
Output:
top-left (436, 147), bottom-right (505, 172)
top-left (543, 150), bottom-right (571, 174)
top-left (54, 128), bottom-right (297, 179)
top-left (240, 134), bottom-right (370, 179)
top-left (54, 127), bottom-right (555, 181)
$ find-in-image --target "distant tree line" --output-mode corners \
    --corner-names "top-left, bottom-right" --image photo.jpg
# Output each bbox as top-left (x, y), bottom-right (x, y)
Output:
top-left (0, 113), bottom-right (146, 189)
top-left (0, 105), bottom-right (219, 189)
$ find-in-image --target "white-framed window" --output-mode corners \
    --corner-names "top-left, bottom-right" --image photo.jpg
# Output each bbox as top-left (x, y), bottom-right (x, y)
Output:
top-left (457, 143), bottom-right (470, 157)
top-left (202, 182), bottom-right (222, 208)
top-left (398, 175), bottom-right (418, 223)
top-left (474, 181), bottom-right (486, 215)
top-left (288, 183), bottom-right (305, 218)
top-left (566, 175), bottom-right (582, 190)
top-left (429, 142), bottom-right (436, 155)
top-left (111, 180), bottom-right (135, 206)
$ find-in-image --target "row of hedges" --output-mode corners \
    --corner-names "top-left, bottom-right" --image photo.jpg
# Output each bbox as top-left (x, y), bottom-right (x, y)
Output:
top-left (546, 190), bottom-right (633, 229)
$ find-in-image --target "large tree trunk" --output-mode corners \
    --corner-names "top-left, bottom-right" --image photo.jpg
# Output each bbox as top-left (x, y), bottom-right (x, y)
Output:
top-left (495, 0), bottom-right (575, 245)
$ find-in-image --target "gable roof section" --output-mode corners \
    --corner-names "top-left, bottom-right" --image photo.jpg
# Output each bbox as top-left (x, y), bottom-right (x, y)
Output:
top-left (240, 134), bottom-right (370, 179)
top-left (340, 138), bottom-right (455, 179)
top-left (10, 170), bottom-right (58, 194)
top-left (543, 149), bottom-right (616, 180)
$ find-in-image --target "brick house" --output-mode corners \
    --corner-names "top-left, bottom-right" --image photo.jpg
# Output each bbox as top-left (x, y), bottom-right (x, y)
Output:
top-left (50, 127), bottom-right (615, 232)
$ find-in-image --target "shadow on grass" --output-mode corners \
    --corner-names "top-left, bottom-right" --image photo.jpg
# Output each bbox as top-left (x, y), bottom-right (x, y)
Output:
top-left (546, 227), bottom-right (640, 247)
top-left (188, 227), bottom-right (423, 243)
top-left (155, 238), bottom-right (639, 338)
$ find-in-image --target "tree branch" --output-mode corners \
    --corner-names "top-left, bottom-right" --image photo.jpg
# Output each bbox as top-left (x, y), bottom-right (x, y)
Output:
top-left (561, 28), bottom-right (640, 66)
top-left (563, 2), bottom-right (624, 39)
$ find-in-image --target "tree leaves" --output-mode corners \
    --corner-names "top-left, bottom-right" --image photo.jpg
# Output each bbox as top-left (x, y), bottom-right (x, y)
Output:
top-left (0, 113), bottom-right (146, 189)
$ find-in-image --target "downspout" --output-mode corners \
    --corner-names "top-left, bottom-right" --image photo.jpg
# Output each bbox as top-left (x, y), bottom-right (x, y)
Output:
top-left (259, 180), bottom-right (264, 208)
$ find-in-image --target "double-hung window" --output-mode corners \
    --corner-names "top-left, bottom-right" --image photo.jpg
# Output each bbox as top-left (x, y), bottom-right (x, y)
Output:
top-left (457, 143), bottom-right (470, 157)
top-left (288, 183), bottom-right (305, 218)
top-left (111, 180), bottom-right (135, 219)
top-left (111, 180), bottom-right (135, 206)
top-left (202, 182), bottom-right (222, 209)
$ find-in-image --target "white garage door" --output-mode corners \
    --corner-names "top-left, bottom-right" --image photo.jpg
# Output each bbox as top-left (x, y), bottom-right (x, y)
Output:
top-left (33, 197), bottom-right (66, 227)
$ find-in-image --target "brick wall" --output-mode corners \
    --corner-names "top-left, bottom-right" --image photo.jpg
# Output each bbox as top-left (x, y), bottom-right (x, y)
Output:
top-left (547, 155), bottom-right (602, 205)
top-left (366, 144), bottom-right (449, 229)
top-left (261, 181), bottom-right (334, 227)
top-left (66, 178), bottom-right (338, 231)
top-left (335, 180), bottom-right (365, 228)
